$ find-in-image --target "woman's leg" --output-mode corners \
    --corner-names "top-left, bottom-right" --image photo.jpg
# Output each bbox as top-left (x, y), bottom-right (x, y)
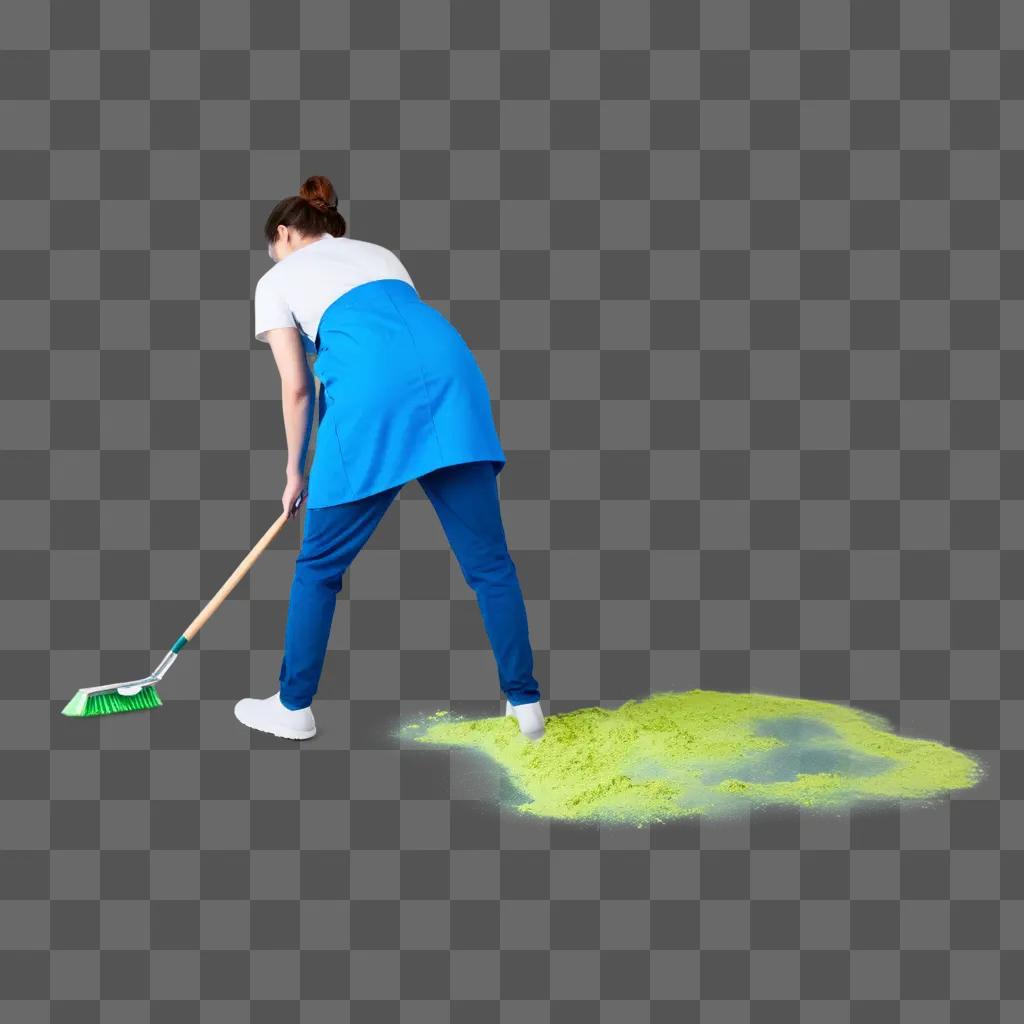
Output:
top-left (278, 485), bottom-right (401, 709)
top-left (417, 461), bottom-right (542, 707)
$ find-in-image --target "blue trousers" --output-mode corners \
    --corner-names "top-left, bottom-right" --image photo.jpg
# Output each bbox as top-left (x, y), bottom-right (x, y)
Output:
top-left (277, 459), bottom-right (543, 711)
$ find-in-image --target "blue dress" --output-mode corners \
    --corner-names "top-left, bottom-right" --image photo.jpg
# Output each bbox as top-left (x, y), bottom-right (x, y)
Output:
top-left (304, 277), bottom-right (507, 508)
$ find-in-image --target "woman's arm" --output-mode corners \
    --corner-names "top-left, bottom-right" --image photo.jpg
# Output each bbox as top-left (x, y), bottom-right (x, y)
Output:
top-left (263, 325), bottom-right (315, 483)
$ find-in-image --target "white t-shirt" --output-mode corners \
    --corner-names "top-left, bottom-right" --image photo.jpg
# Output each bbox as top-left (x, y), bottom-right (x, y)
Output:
top-left (253, 233), bottom-right (417, 351)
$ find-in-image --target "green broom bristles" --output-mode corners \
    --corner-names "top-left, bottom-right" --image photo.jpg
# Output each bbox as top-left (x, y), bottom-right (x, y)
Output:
top-left (61, 684), bottom-right (163, 718)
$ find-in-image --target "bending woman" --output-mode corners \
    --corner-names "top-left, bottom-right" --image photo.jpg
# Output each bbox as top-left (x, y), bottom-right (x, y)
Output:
top-left (233, 175), bottom-right (545, 742)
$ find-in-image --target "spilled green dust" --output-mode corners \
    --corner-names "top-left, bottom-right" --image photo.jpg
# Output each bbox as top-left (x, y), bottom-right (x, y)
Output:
top-left (396, 690), bottom-right (986, 827)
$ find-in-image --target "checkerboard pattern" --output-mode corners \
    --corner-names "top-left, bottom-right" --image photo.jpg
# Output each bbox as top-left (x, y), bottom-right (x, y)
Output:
top-left (0, 0), bottom-right (1020, 1020)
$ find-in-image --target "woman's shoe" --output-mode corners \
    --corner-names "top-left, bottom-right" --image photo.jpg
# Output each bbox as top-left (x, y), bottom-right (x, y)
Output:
top-left (234, 692), bottom-right (316, 740)
top-left (505, 699), bottom-right (545, 741)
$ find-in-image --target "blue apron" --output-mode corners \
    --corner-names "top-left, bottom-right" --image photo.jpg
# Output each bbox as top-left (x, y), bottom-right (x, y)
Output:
top-left (304, 277), bottom-right (507, 508)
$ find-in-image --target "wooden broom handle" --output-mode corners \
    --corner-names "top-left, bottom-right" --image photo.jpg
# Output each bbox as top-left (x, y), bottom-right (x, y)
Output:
top-left (180, 508), bottom-right (293, 643)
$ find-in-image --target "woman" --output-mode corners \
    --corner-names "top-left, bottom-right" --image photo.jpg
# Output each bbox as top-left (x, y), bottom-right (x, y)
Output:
top-left (233, 176), bottom-right (545, 741)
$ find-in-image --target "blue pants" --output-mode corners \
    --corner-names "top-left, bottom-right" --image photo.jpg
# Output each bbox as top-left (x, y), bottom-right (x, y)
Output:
top-left (277, 459), bottom-right (543, 711)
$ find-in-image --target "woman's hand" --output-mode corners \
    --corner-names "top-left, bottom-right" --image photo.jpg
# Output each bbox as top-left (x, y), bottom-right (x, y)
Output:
top-left (282, 470), bottom-right (307, 519)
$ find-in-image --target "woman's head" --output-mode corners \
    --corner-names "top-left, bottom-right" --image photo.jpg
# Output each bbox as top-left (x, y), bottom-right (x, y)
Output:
top-left (264, 175), bottom-right (347, 262)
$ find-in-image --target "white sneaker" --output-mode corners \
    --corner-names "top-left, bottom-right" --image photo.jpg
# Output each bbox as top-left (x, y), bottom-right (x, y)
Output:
top-left (234, 693), bottom-right (317, 740)
top-left (505, 698), bottom-right (545, 741)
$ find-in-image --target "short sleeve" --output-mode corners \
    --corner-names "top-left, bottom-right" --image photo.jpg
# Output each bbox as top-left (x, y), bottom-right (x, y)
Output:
top-left (385, 250), bottom-right (417, 293)
top-left (254, 275), bottom-right (296, 343)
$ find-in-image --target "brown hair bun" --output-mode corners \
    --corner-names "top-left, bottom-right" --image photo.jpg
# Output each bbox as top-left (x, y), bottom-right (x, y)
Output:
top-left (263, 175), bottom-right (348, 244)
top-left (299, 175), bottom-right (337, 213)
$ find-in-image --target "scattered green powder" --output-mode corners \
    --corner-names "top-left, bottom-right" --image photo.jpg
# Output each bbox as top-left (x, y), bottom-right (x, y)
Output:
top-left (394, 690), bottom-right (987, 827)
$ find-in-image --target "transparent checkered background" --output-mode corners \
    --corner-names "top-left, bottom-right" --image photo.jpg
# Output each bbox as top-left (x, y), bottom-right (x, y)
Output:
top-left (1, 0), bottom-right (1021, 1020)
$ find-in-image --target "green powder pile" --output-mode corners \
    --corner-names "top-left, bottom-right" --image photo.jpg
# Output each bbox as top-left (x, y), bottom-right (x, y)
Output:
top-left (395, 690), bottom-right (986, 827)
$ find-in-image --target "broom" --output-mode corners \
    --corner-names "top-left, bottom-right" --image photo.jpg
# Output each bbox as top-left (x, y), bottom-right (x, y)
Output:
top-left (61, 506), bottom-right (295, 717)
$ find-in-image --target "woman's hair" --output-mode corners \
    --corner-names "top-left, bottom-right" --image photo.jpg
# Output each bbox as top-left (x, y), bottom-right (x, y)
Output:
top-left (263, 175), bottom-right (347, 242)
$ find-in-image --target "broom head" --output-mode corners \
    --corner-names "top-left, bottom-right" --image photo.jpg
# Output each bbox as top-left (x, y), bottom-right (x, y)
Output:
top-left (61, 683), bottom-right (163, 718)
